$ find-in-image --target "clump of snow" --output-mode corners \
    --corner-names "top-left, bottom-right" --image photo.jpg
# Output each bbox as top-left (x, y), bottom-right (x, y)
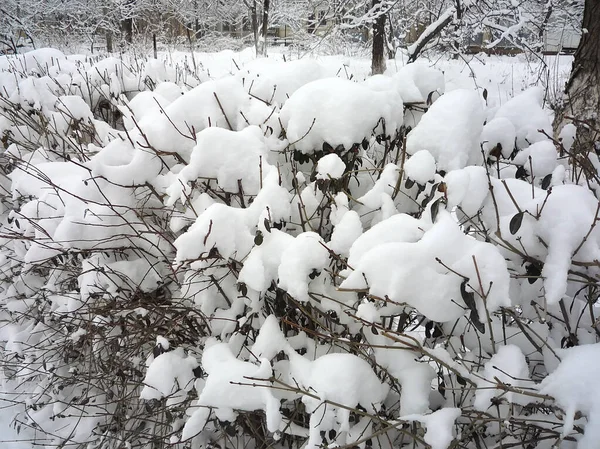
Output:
top-left (141, 348), bottom-right (198, 406)
top-left (251, 315), bottom-right (290, 360)
top-left (238, 58), bottom-right (326, 105)
top-left (558, 123), bottom-right (577, 151)
top-left (404, 150), bottom-right (437, 184)
top-left (493, 87), bottom-right (552, 149)
top-left (487, 180), bottom-right (600, 306)
top-left (394, 62), bottom-right (445, 102)
top-left (182, 340), bottom-right (281, 440)
top-left (444, 166), bottom-right (489, 217)
top-left (280, 78), bottom-right (403, 153)
top-left (316, 153), bottom-right (346, 180)
top-left (540, 343), bottom-right (600, 449)
top-left (328, 210), bottom-right (363, 256)
top-left (512, 140), bottom-right (558, 177)
top-left (406, 89), bottom-right (485, 171)
top-left (138, 76), bottom-right (271, 157)
top-left (288, 349), bottom-right (388, 448)
top-left (278, 232), bottom-right (330, 302)
top-left (342, 212), bottom-right (510, 322)
top-left (166, 125), bottom-right (270, 204)
top-left (481, 117), bottom-right (516, 158)
top-left (401, 408), bottom-right (461, 449)
top-left (474, 345), bottom-right (532, 410)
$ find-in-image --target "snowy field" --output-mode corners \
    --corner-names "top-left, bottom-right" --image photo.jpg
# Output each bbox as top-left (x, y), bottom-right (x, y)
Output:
top-left (4, 45), bottom-right (600, 449)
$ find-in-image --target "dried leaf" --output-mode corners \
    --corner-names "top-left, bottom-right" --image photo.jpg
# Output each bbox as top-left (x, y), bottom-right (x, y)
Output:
top-left (541, 173), bottom-right (552, 190)
top-left (509, 211), bottom-right (524, 235)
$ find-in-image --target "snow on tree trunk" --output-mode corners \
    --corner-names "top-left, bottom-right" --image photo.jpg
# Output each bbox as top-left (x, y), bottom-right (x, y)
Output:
top-left (554, 0), bottom-right (600, 163)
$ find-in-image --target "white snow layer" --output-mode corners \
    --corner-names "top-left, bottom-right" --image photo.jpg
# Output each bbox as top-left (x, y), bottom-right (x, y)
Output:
top-left (406, 89), bottom-right (485, 171)
top-left (280, 78), bottom-right (403, 153)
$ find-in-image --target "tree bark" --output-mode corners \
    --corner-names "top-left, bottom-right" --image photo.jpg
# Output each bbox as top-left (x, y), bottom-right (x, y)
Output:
top-left (251, 0), bottom-right (259, 56)
top-left (122, 18), bottom-right (133, 43)
top-left (371, 0), bottom-right (386, 75)
top-left (554, 0), bottom-right (600, 155)
top-left (260, 0), bottom-right (270, 56)
top-left (106, 32), bottom-right (113, 53)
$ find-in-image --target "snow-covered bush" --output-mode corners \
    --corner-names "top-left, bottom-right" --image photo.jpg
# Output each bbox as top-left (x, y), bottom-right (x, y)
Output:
top-left (1, 47), bottom-right (599, 449)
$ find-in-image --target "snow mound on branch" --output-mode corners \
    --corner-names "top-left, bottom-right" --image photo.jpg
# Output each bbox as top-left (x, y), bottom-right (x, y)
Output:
top-left (493, 87), bottom-right (552, 149)
top-left (174, 172), bottom-right (291, 262)
top-left (405, 150), bottom-right (437, 184)
top-left (140, 348), bottom-right (198, 406)
top-left (444, 166), bottom-right (489, 217)
top-left (401, 408), bottom-right (461, 449)
top-left (238, 58), bottom-right (326, 105)
top-left (395, 62), bottom-right (445, 103)
top-left (120, 90), bottom-right (173, 131)
top-left (512, 139), bottom-right (557, 177)
top-left (357, 303), bottom-right (435, 414)
top-left (288, 349), bottom-right (388, 446)
top-left (55, 95), bottom-right (94, 123)
top-left (280, 78), bottom-right (403, 153)
top-left (166, 125), bottom-right (270, 203)
top-left (0, 48), bottom-right (66, 74)
top-left (182, 341), bottom-right (281, 440)
top-left (489, 181), bottom-right (600, 305)
top-left (474, 345), bottom-right (532, 410)
top-left (277, 232), bottom-right (330, 302)
top-left (138, 76), bottom-right (271, 157)
top-left (342, 212), bottom-right (510, 322)
top-left (347, 213), bottom-right (425, 267)
top-left (251, 315), bottom-right (290, 360)
top-left (317, 153), bottom-right (346, 179)
top-left (481, 117), bottom-right (516, 159)
top-left (329, 209), bottom-right (363, 256)
top-left (239, 228), bottom-right (295, 293)
top-left (540, 343), bottom-right (600, 449)
top-left (406, 89), bottom-right (485, 171)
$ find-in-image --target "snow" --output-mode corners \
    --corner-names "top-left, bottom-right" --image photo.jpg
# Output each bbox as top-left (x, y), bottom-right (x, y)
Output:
top-left (493, 87), bottom-right (553, 149)
top-left (166, 125), bottom-right (271, 202)
top-left (182, 340), bottom-right (281, 440)
top-left (401, 408), bottom-right (461, 449)
top-left (406, 89), bottom-right (485, 171)
top-left (540, 343), bottom-right (600, 449)
top-left (277, 232), bottom-right (330, 302)
top-left (141, 348), bottom-right (198, 405)
top-left (0, 44), bottom-right (593, 449)
top-left (280, 77), bottom-right (403, 153)
top-left (558, 123), bottom-right (577, 151)
top-left (404, 149), bottom-right (437, 184)
top-left (393, 62), bottom-right (445, 102)
top-left (481, 117), bottom-right (516, 158)
top-left (474, 345), bottom-right (532, 410)
top-left (287, 349), bottom-right (388, 447)
top-left (316, 153), bottom-right (346, 179)
top-left (342, 212), bottom-right (510, 322)
top-left (512, 139), bottom-right (558, 177)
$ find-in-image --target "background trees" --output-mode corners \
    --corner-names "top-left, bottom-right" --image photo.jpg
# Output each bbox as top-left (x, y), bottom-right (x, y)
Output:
top-left (1, 0), bottom-right (585, 65)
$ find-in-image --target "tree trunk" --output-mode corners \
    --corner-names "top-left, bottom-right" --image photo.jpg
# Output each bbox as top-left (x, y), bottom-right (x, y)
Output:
top-left (106, 31), bottom-right (113, 52)
top-left (251, 0), bottom-right (259, 56)
top-left (260, 0), bottom-right (270, 56)
top-left (554, 0), bottom-right (600, 156)
top-left (122, 18), bottom-right (133, 43)
top-left (371, 0), bottom-right (386, 75)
